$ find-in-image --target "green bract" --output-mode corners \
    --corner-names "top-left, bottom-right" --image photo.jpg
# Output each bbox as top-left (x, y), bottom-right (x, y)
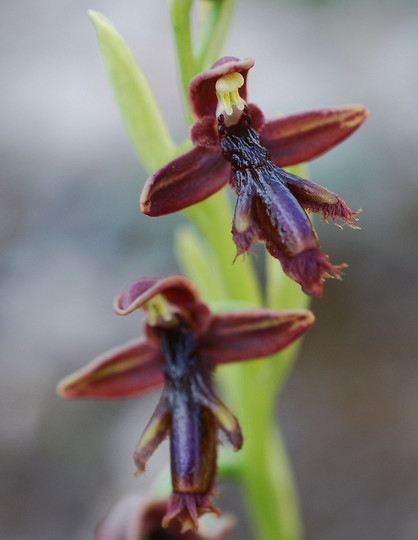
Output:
top-left (89, 10), bottom-right (176, 172)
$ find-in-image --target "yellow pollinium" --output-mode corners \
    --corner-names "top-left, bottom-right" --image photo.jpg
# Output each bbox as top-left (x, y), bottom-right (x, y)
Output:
top-left (146, 293), bottom-right (177, 327)
top-left (215, 72), bottom-right (245, 116)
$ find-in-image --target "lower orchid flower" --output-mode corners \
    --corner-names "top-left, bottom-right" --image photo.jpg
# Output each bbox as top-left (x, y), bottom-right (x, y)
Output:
top-left (58, 275), bottom-right (314, 532)
top-left (140, 57), bottom-right (368, 296)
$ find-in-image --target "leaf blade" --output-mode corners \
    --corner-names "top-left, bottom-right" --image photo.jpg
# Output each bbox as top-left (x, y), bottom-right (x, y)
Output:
top-left (89, 10), bottom-right (176, 172)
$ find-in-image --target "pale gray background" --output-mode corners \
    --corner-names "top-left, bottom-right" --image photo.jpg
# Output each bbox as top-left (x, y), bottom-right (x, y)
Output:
top-left (1, 0), bottom-right (417, 539)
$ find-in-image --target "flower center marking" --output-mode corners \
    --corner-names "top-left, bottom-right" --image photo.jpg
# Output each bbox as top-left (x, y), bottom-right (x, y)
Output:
top-left (215, 72), bottom-right (246, 116)
top-left (145, 294), bottom-right (177, 327)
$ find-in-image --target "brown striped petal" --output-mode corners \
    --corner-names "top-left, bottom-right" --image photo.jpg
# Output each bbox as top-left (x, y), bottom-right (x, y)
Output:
top-left (57, 338), bottom-right (164, 399)
top-left (140, 146), bottom-right (230, 216)
top-left (199, 308), bottom-right (314, 365)
top-left (260, 104), bottom-right (369, 167)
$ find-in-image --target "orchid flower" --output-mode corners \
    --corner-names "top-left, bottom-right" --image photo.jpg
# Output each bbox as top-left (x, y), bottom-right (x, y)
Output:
top-left (58, 275), bottom-right (314, 532)
top-left (140, 57), bottom-right (368, 296)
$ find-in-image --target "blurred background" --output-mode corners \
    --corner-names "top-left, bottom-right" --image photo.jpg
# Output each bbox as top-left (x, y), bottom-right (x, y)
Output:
top-left (1, 0), bottom-right (417, 538)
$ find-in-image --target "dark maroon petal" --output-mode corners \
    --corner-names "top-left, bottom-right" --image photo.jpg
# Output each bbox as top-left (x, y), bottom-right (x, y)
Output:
top-left (247, 102), bottom-right (266, 132)
top-left (277, 168), bottom-right (360, 227)
top-left (190, 115), bottom-right (219, 148)
top-left (259, 105), bottom-right (369, 167)
top-left (114, 275), bottom-right (213, 332)
top-left (199, 308), bottom-right (314, 364)
top-left (114, 275), bottom-right (201, 315)
top-left (57, 338), bottom-right (164, 399)
top-left (188, 57), bottom-right (254, 119)
top-left (140, 146), bottom-right (230, 216)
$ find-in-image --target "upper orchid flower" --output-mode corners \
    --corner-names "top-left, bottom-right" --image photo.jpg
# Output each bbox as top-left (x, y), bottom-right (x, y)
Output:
top-left (140, 57), bottom-right (368, 296)
top-left (58, 275), bottom-right (314, 532)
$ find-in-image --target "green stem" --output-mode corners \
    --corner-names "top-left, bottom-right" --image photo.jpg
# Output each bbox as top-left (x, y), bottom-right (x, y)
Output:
top-left (183, 190), bottom-right (261, 305)
top-left (215, 345), bottom-right (303, 540)
top-left (195, 0), bottom-right (236, 70)
top-left (240, 413), bottom-right (303, 540)
top-left (169, 0), bottom-right (196, 125)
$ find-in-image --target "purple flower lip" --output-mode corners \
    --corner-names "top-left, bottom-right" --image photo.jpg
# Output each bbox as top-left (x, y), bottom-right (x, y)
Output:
top-left (218, 108), bottom-right (356, 296)
top-left (139, 56), bottom-right (368, 296)
top-left (58, 275), bottom-right (314, 531)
